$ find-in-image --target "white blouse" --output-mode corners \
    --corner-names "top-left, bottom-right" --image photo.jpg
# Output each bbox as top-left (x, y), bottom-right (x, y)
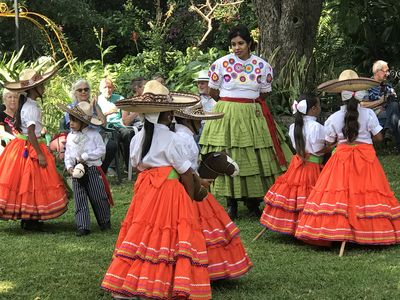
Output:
top-left (21, 98), bottom-right (43, 137)
top-left (289, 116), bottom-right (325, 156)
top-left (130, 123), bottom-right (191, 174)
top-left (64, 127), bottom-right (106, 169)
top-left (324, 105), bottom-right (382, 144)
top-left (208, 53), bottom-right (273, 99)
top-left (175, 124), bottom-right (199, 171)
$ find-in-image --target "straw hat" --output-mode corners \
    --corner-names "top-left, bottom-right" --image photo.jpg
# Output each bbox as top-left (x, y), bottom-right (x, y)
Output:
top-left (175, 102), bottom-right (223, 120)
top-left (116, 80), bottom-right (200, 113)
top-left (194, 70), bottom-right (209, 82)
top-left (58, 102), bottom-right (103, 126)
top-left (317, 69), bottom-right (379, 93)
top-left (4, 67), bottom-right (57, 92)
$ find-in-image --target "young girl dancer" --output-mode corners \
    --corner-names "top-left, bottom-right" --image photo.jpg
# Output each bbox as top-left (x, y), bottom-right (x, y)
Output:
top-left (0, 68), bottom-right (68, 230)
top-left (101, 80), bottom-right (212, 299)
top-left (257, 94), bottom-right (325, 237)
top-left (174, 102), bottom-right (253, 281)
top-left (60, 101), bottom-right (112, 236)
top-left (295, 70), bottom-right (400, 255)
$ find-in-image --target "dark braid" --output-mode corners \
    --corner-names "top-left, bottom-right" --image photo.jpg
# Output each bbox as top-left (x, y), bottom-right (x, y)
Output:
top-left (293, 93), bottom-right (319, 159)
top-left (141, 119), bottom-right (154, 160)
top-left (13, 93), bottom-right (27, 133)
top-left (343, 97), bottom-right (359, 143)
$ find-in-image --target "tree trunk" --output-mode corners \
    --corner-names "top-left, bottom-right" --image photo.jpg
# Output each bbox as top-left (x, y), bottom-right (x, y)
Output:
top-left (252, 0), bottom-right (323, 75)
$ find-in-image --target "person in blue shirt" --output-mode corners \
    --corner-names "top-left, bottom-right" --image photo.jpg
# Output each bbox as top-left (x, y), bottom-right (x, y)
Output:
top-left (361, 60), bottom-right (400, 152)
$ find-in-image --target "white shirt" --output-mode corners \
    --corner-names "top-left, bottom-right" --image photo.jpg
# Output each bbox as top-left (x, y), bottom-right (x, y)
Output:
top-left (324, 105), bottom-right (382, 144)
top-left (208, 53), bottom-right (273, 99)
top-left (64, 127), bottom-right (106, 169)
top-left (289, 116), bottom-right (325, 156)
top-left (200, 94), bottom-right (216, 112)
top-left (130, 123), bottom-right (191, 174)
top-left (175, 124), bottom-right (199, 171)
top-left (21, 98), bottom-right (43, 137)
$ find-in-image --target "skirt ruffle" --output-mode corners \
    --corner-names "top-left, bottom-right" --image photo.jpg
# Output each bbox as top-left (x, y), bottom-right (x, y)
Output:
top-left (295, 144), bottom-right (400, 245)
top-left (199, 100), bottom-right (292, 199)
top-left (0, 138), bottom-right (68, 220)
top-left (193, 193), bottom-right (252, 280)
top-left (260, 155), bottom-right (322, 235)
top-left (101, 167), bottom-right (211, 299)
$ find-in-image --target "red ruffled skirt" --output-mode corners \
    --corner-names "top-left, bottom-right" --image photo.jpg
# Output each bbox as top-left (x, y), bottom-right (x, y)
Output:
top-left (193, 193), bottom-right (252, 280)
top-left (295, 144), bottom-right (400, 245)
top-left (0, 137), bottom-right (68, 220)
top-left (101, 167), bottom-right (211, 299)
top-left (260, 155), bottom-right (322, 235)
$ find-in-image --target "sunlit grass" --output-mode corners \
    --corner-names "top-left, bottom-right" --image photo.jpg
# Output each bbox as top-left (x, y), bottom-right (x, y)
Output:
top-left (1, 154), bottom-right (400, 299)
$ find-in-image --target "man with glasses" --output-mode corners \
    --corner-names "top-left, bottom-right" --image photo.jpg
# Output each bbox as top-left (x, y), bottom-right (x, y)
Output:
top-left (361, 60), bottom-right (400, 152)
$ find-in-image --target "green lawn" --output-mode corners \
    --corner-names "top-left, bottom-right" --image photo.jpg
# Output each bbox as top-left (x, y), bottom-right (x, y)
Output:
top-left (1, 153), bottom-right (400, 300)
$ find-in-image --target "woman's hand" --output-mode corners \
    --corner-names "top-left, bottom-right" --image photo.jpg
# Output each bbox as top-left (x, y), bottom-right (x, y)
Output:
top-left (38, 153), bottom-right (47, 168)
top-left (200, 178), bottom-right (214, 188)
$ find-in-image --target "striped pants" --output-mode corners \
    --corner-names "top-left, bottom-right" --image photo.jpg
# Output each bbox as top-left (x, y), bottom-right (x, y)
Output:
top-left (72, 166), bottom-right (110, 230)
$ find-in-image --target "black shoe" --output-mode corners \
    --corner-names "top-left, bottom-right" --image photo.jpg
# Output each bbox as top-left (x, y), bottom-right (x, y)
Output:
top-left (247, 201), bottom-right (262, 218)
top-left (76, 229), bottom-right (91, 236)
top-left (99, 222), bottom-right (111, 231)
top-left (21, 220), bottom-right (44, 231)
top-left (226, 198), bottom-right (238, 220)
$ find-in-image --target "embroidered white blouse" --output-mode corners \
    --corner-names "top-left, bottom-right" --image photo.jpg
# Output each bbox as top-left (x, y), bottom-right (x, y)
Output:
top-left (64, 127), bottom-right (106, 169)
top-left (20, 98), bottom-right (43, 137)
top-left (208, 53), bottom-right (273, 99)
top-left (324, 105), bottom-right (382, 144)
top-left (130, 123), bottom-right (192, 174)
top-left (289, 116), bottom-right (325, 156)
top-left (175, 124), bottom-right (199, 171)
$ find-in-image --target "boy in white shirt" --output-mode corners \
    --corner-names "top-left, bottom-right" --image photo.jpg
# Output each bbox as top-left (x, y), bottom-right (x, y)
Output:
top-left (61, 102), bottom-right (112, 236)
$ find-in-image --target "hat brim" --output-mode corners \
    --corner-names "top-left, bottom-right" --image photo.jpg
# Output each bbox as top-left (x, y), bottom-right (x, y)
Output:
top-left (4, 68), bottom-right (58, 92)
top-left (194, 78), bottom-right (209, 82)
top-left (174, 110), bottom-right (224, 120)
top-left (58, 103), bottom-right (103, 126)
top-left (317, 78), bottom-right (379, 93)
top-left (116, 92), bottom-right (200, 113)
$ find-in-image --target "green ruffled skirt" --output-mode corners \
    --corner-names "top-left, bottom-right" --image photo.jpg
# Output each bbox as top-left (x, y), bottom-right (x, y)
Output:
top-left (199, 100), bottom-right (293, 199)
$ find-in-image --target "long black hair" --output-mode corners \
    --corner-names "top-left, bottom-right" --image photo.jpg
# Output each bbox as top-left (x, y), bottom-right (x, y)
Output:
top-left (293, 93), bottom-right (319, 159)
top-left (228, 25), bottom-right (256, 51)
top-left (141, 118), bottom-right (155, 160)
top-left (13, 93), bottom-right (27, 133)
top-left (342, 97), bottom-right (359, 142)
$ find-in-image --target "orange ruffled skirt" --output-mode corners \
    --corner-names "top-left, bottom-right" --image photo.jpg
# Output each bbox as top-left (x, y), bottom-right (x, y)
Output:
top-left (295, 144), bottom-right (400, 245)
top-left (0, 137), bottom-right (68, 220)
top-left (101, 167), bottom-right (211, 300)
top-left (193, 193), bottom-right (252, 280)
top-left (260, 155), bottom-right (322, 235)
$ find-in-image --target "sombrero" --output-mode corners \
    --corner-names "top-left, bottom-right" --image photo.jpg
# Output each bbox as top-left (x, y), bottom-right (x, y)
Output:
top-left (317, 69), bottom-right (379, 93)
top-left (4, 67), bottom-right (57, 92)
top-left (116, 80), bottom-right (200, 113)
top-left (174, 102), bottom-right (224, 120)
top-left (58, 102), bottom-right (103, 126)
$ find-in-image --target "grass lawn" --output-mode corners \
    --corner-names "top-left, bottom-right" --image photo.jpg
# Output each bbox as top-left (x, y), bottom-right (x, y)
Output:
top-left (1, 153), bottom-right (400, 299)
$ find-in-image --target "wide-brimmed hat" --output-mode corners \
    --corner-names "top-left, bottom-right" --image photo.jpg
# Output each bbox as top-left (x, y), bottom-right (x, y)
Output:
top-left (4, 67), bottom-right (57, 92)
top-left (194, 70), bottom-right (209, 82)
top-left (175, 102), bottom-right (224, 120)
top-left (317, 69), bottom-right (379, 93)
top-left (58, 102), bottom-right (103, 126)
top-left (116, 80), bottom-right (200, 113)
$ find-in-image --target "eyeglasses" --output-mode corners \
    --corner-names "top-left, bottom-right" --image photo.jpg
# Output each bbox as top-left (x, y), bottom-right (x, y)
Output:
top-left (380, 69), bottom-right (390, 74)
top-left (76, 88), bottom-right (90, 93)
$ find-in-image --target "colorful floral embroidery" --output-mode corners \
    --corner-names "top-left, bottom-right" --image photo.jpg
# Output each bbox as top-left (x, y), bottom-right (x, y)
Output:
top-left (249, 74), bottom-right (256, 81)
top-left (224, 74), bottom-right (232, 82)
top-left (244, 64), bottom-right (254, 74)
top-left (227, 66), bottom-right (233, 72)
top-left (211, 72), bottom-right (219, 82)
top-left (234, 63), bottom-right (243, 73)
top-left (229, 58), bottom-right (235, 64)
top-left (231, 72), bottom-right (238, 79)
top-left (239, 75), bottom-right (247, 82)
top-left (252, 59), bottom-right (257, 65)
top-left (257, 75), bottom-right (262, 83)
top-left (211, 64), bottom-right (216, 71)
top-left (255, 68), bottom-right (261, 74)
top-left (223, 61), bottom-right (229, 68)
top-left (259, 62), bottom-right (264, 69)
top-left (267, 73), bottom-right (273, 83)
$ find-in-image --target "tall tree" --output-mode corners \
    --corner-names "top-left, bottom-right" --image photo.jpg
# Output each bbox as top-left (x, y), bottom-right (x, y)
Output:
top-left (252, 0), bottom-right (323, 74)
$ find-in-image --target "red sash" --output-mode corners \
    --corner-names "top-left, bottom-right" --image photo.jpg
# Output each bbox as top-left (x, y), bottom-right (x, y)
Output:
top-left (220, 97), bottom-right (287, 166)
top-left (96, 166), bottom-right (114, 206)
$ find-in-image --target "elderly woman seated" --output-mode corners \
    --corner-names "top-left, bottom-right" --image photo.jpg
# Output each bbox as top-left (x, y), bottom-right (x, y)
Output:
top-left (0, 89), bottom-right (19, 149)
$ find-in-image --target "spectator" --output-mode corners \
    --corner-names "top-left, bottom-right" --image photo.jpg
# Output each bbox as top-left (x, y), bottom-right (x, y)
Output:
top-left (361, 60), bottom-right (400, 151)
top-left (97, 77), bottom-right (136, 170)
